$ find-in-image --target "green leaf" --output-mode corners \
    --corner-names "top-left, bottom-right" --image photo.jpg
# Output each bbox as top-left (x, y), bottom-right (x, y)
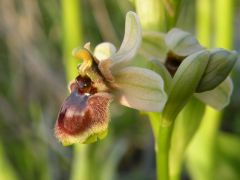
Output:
top-left (170, 97), bottom-right (205, 179)
top-left (187, 132), bottom-right (240, 180)
top-left (194, 77), bottom-right (233, 110)
top-left (216, 133), bottom-right (240, 180)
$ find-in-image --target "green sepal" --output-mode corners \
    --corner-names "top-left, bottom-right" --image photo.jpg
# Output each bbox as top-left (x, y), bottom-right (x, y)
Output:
top-left (196, 49), bottom-right (238, 92)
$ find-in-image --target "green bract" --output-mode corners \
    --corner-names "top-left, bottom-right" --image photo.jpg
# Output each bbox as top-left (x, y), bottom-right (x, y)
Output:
top-left (162, 50), bottom-right (209, 121)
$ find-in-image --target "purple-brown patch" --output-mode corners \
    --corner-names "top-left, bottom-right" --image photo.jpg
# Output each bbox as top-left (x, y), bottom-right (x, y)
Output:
top-left (55, 75), bottom-right (112, 145)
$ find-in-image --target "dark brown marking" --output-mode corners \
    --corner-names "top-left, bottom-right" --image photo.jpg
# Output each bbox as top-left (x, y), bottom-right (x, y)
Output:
top-left (165, 51), bottom-right (186, 76)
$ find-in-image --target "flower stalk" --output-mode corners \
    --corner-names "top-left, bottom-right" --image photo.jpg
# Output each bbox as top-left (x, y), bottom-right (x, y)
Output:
top-left (156, 116), bottom-right (174, 180)
top-left (60, 1), bottom-right (91, 180)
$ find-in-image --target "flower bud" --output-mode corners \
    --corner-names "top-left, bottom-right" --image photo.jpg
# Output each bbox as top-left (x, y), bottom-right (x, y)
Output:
top-left (162, 50), bottom-right (209, 121)
top-left (196, 49), bottom-right (238, 92)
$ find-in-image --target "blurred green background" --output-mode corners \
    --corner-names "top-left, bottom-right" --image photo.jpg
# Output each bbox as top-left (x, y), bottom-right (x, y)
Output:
top-left (0, 0), bottom-right (239, 180)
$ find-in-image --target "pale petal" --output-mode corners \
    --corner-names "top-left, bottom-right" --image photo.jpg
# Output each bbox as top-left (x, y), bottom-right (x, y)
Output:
top-left (84, 42), bottom-right (91, 51)
top-left (113, 67), bottom-right (167, 112)
top-left (194, 77), bottom-right (233, 110)
top-left (110, 11), bottom-right (142, 71)
top-left (93, 42), bottom-right (116, 61)
top-left (93, 42), bottom-right (117, 82)
top-left (165, 28), bottom-right (204, 57)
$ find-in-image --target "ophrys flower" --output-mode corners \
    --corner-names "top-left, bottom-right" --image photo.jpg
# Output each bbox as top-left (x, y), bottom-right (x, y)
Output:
top-left (55, 12), bottom-right (168, 145)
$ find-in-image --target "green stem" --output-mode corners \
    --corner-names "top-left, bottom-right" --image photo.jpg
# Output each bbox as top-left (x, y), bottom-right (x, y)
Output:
top-left (214, 0), bottom-right (233, 49)
top-left (61, 1), bottom-right (88, 180)
top-left (135, 0), bottom-right (167, 31)
top-left (165, 0), bottom-right (182, 30)
top-left (156, 117), bottom-right (174, 180)
top-left (135, 1), bottom-right (169, 178)
top-left (148, 112), bottom-right (174, 180)
top-left (187, 107), bottom-right (221, 180)
top-left (135, 1), bottom-right (182, 179)
top-left (148, 112), bottom-right (161, 139)
top-left (61, 0), bottom-right (83, 80)
top-left (196, 0), bottom-right (212, 46)
top-left (71, 145), bottom-right (89, 180)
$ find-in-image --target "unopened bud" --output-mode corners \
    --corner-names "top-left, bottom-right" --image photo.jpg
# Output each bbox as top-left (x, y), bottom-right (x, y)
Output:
top-left (196, 49), bottom-right (238, 92)
top-left (162, 50), bottom-right (209, 120)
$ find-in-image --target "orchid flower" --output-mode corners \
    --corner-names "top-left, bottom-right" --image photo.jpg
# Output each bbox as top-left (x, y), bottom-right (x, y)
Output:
top-left (55, 12), bottom-right (167, 145)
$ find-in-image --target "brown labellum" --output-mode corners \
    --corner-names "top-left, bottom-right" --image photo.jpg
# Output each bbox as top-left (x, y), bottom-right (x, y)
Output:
top-left (55, 75), bottom-right (112, 145)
